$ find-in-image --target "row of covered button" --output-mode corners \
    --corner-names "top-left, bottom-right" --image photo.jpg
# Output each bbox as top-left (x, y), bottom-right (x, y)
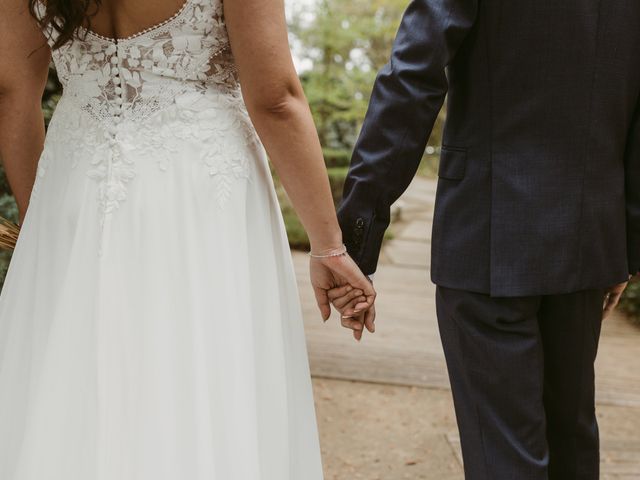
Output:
top-left (106, 49), bottom-right (124, 142)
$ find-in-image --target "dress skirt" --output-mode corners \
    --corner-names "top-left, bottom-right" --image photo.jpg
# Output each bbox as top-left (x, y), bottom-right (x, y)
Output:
top-left (0, 90), bottom-right (324, 479)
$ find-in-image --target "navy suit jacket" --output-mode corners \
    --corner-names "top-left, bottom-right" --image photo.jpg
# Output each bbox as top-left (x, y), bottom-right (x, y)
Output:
top-left (338, 0), bottom-right (640, 296)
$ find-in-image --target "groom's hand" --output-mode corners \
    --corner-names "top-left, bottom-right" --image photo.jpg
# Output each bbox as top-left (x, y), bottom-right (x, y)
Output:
top-left (327, 285), bottom-right (368, 316)
top-left (348, 305), bottom-right (376, 342)
top-left (327, 284), bottom-right (376, 341)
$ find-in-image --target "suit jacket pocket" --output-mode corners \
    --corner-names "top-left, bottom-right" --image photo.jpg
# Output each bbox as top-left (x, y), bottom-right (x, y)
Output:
top-left (438, 146), bottom-right (467, 181)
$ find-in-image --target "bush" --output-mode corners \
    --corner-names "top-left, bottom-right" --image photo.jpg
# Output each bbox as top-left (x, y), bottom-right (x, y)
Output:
top-left (327, 166), bottom-right (349, 207)
top-left (0, 167), bottom-right (19, 290)
top-left (620, 278), bottom-right (640, 325)
top-left (280, 201), bottom-right (309, 250)
top-left (324, 149), bottom-right (441, 179)
top-left (323, 149), bottom-right (351, 169)
top-left (277, 166), bottom-right (349, 251)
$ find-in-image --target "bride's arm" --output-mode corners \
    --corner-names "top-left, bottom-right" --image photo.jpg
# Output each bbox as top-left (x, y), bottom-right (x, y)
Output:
top-left (224, 0), bottom-right (376, 333)
top-left (224, 0), bottom-right (340, 254)
top-left (0, 0), bottom-right (50, 223)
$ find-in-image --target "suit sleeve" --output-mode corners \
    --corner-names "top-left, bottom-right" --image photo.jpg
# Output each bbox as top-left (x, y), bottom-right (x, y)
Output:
top-left (337, 0), bottom-right (479, 275)
top-left (626, 99), bottom-right (640, 275)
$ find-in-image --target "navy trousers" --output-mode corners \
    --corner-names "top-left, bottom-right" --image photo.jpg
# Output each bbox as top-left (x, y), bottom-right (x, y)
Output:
top-left (436, 286), bottom-right (605, 480)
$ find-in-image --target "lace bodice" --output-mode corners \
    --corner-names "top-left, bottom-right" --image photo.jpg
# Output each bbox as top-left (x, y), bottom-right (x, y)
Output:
top-left (33, 0), bottom-right (262, 254)
top-left (36, 0), bottom-right (239, 125)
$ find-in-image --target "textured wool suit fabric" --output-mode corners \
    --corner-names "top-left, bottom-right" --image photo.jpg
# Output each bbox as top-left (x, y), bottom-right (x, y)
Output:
top-left (435, 286), bottom-right (604, 480)
top-left (338, 0), bottom-right (640, 297)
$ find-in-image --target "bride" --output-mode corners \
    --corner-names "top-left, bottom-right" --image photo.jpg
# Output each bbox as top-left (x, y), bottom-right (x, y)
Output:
top-left (0, 0), bottom-right (376, 478)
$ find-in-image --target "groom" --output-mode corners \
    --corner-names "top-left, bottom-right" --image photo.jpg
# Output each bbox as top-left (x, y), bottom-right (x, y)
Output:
top-left (335, 0), bottom-right (640, 478)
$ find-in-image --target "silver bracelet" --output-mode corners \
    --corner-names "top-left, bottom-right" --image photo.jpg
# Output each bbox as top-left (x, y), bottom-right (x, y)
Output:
top-left (308, 244), bottom-right (348, 259)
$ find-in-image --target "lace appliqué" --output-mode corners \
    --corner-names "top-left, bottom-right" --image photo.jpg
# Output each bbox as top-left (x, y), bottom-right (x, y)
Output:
top-left (166, 92), bottom-right (258, 207)
top-left (34, 0), bottom-right (260, 234)
top-left (42, 92), bottom-right (259, 226)
top-left (87, 144), bottom-right (136, 219)
top-left (121, 90), bottom-right (259, 208)
top-left (30, 151), bottom-right (52, 202)
top-left (43, 0), bottom-right (239, 126)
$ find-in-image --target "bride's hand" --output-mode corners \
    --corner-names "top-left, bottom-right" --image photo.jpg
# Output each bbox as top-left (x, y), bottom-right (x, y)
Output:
top-left (309, 247), bottom-right (376, 328)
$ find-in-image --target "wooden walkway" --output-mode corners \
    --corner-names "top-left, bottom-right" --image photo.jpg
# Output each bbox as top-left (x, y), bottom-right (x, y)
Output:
top-left (295, 177), bottom-right (640, 479)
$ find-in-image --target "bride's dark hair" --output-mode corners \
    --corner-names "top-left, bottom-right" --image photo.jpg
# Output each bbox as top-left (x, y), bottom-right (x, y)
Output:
top-left (28, 0), bottom-right (100, 50)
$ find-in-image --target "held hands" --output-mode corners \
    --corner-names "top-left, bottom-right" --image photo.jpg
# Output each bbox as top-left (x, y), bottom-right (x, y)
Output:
top-left (603, 276), bottom-right (632, 319)
top-left (309, 245), bottom-right (376, 341)
top-left (327, 282), bottom-right (376, 341)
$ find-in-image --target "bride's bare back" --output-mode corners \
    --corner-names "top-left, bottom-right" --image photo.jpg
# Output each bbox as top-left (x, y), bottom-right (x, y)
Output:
top-left (86, 0), bottom-right (189, 40)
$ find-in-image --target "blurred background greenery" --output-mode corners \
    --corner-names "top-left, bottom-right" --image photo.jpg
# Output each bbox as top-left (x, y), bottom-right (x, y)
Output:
top-left (280, 0), bottom-right (443, 247)
top-left (0, 0), bottom-right (637, 322)
top-left (621, 280), bottom-right (640, 325)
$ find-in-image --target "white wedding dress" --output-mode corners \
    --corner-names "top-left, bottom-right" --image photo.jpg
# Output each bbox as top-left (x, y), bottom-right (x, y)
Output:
top-left (0, 1), bottom-right (324, 478)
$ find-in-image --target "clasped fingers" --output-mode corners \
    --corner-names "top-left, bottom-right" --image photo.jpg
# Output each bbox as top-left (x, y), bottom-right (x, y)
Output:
top-left (327, 284), bottom-right (377, 341)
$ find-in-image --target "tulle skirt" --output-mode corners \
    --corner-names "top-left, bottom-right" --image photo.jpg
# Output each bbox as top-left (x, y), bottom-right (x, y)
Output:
top-left (0, 91), bottom-right (323, 479)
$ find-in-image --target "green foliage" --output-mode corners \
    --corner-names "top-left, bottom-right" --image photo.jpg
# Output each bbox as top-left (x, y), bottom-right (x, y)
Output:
top-left (291, 0), bottom-right (446, 151)
top-left (280, 201), bottom-right (310, 250)
top-left (327, 166), bottom-right (349, 206)
top-left (291, 0), bottom-right (445, 168)
top-left (0, 168), bottom-right (19, 290)
top-left (0, 145), bottom-right (18, 290)
top-left (0, 194), bottom-right (18, 287)
top-left (277, 166), bottom-right (350, 250)
top-left (323, 148), bottom-right (351, 168)
top-left (620, 279), bottom-right (640, 325)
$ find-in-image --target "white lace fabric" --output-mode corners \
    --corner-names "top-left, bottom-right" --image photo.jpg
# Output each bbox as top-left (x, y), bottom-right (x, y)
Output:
top-left (38, 0), bottom-right (239, 126)
top-left (34, 0), bottom-right (260, 244)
